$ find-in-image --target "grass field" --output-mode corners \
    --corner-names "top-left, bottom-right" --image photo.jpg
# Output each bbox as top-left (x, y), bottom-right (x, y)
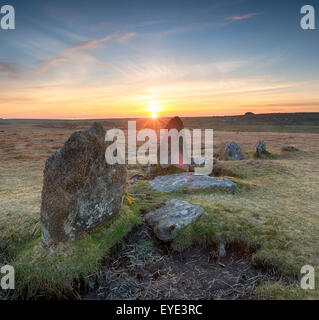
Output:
top-left (0, 115), bottom-right (319, 299)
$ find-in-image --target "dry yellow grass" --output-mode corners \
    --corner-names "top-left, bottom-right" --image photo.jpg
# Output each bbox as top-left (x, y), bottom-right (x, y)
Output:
top-left (130, 130), bottom-right (319, 299)
top-left (1, 121), bottom-right (319, 298)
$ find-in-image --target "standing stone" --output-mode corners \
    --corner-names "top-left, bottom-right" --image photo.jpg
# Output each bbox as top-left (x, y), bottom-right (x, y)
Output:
top-left (165, 116), bottom-right (184, 131)
top-left (159, 116), bottom-right (189, 170)
top-left (145, 199), bottom-right (204, 242)
top-left (256, 140), bottom-right (266, 156)
top-left (219, 142), bottom-right (242, 160)
top-left (41, 122), bottom-right (126, 246)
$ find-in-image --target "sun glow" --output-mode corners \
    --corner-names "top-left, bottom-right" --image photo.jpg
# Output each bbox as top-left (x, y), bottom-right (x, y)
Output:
top-left (148, 100), bottom-right (161, 118)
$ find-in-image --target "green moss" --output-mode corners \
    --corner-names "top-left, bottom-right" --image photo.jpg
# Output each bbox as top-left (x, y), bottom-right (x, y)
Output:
top-left (11, 205), bottom-right (141, 298)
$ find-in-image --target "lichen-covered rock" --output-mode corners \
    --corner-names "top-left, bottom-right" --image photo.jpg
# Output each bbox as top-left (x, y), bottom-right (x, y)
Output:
top-left (219, 142), bottom-right (242, 160)
top-left (149, 173), bottom-right (236, 192)
top-left (256, 140), bottom-right (266, 156)
top-left (40, 122), bottom-right (126, 246)
top-left (145, 199), bottom-right (204, 242)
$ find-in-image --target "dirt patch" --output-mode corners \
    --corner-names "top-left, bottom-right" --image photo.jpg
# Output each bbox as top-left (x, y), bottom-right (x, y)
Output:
top-left (81, 224), bottom-right (271, 300)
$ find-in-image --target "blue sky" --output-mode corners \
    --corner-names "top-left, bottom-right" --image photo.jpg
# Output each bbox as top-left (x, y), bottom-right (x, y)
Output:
top-left (0, 0), bottom-right (318, 118)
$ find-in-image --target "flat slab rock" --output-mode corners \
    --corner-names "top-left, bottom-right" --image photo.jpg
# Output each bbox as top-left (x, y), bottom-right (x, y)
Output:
top-left (145, 199), bottom-right (204, 242)
top-left (149, 173), bottom-right (236, 192)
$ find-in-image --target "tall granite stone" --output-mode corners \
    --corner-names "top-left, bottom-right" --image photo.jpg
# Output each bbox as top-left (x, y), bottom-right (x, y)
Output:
top-left (219, 142), bottom-right (242, 160)
top-left (159, 116), bottom-right (189, 170)
top-left (40, 122), bottom-right (126, 246)
top-left (256, 140), bottom-right (267, 156)
top-left (165, 116), bottom-right (184, 131)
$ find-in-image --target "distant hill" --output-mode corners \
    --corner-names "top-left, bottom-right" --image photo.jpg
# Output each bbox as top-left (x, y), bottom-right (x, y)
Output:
top-left (0, 113), bottom-right (318, 133)
top-left (182, 112), bottom-right (319, 132)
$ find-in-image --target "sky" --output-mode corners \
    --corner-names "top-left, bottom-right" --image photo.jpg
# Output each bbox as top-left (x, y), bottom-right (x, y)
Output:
top-left (0, 0), bottom-right (319, 119)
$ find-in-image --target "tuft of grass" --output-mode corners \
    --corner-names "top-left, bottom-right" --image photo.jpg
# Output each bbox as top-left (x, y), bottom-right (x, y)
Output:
top-left (212, 160), bottom-right (244, 178)
top-left (253, 151), bottom-right (280, 160)
top-left (254, 282), bottom-right (319, 300)
top-left (281, 145), bottom-right (300, 153)
top-left (124, 192), bottom-right (136, 206)
top-left (147, 164), bottom-right (186, 179)
top-left (11, 205), bottom-right (141, 298)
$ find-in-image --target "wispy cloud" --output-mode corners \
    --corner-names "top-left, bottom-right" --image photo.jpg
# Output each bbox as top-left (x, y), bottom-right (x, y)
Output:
top-left (0, 62), bottom-right (21, 79)
top-left (155, 17), bottom-right (249, 39)
top-left (226, 12), bottom-right (260, 21)
top-left (118, 32), bottom-right (137, 44)
top-left (35, 33), bottom-right (117, 74)
top-left (67, 33), bottom-right (117, 53)
top-left (36, 57), bottom-right (67, 74)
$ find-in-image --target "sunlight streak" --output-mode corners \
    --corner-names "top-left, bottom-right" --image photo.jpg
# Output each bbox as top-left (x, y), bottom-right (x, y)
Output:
top-left (147, 99), bottom-right (161, 118)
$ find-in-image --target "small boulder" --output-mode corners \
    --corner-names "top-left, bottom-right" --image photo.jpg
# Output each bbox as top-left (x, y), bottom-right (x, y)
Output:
top-left (256, 140), bottom-right (267, 156)
top-left (282, 145), bottom-right (299, 152)
top-left (41, 122), bottom-right (126, 246)
top-left (149, 173), bottom-right (236, 193)
top-left (219, 142), bottom-right (242, 160)
top-left (145, 199), bottom-right (204, 242)
top-left (128, 174), bottom-right (146, 184)
top-left (191, 157), bottom-right (211, 167)
top-left (218, 243), bottom-right (226, 257)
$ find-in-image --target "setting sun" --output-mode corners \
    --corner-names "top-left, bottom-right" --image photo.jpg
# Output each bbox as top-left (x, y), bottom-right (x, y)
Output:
top-left (148, 100), bottom-right (161, 118)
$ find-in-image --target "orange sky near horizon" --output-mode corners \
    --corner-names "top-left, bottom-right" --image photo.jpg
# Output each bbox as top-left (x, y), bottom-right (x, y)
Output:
top-left (2, 87), bottom-right (319, 119)
top-left (2, 102), bottom-right (319, 119)
top-left (2, 71), bottom-right (319, 119)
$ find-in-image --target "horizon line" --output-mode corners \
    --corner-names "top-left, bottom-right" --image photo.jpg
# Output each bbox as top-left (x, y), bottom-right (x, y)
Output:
top-left (2, 111), bottom-right (319, 121)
